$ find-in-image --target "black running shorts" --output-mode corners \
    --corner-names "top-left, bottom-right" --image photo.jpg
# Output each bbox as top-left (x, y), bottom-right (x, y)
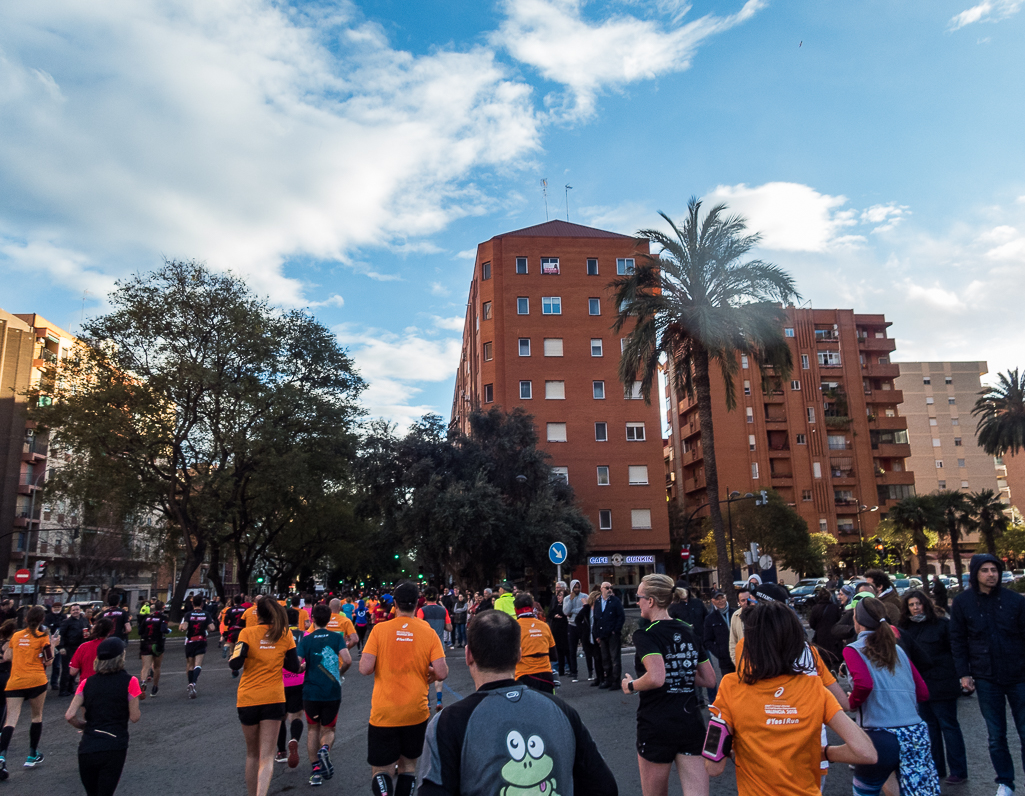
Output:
top-left (139, 640), bottom-right (164, 658)
top-left (284, 683), bottom-right (304, 713)
top-left (636, 709), bottom-right (705, 763)
top-left (304, 699), bottom-right (341, 728)
top-left (237, 702), bottom-right (286, 725)
top-left (184, 639), bottom-right (207, 659)
top-left (5, 684), bottom-right (47, 700)
top-left (366, 721), bottom-right (429, 767)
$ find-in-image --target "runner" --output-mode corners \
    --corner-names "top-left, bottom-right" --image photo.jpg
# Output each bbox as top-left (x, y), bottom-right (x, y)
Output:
top-left (0, 606), bottom-right (56, 777)
top-left (223, 595), bottom-right (248, 667)
top-left (243, 594), bottom-right (264, 628)
top-left (70, 619), bottom-right (114, 686)
top-left (372, 596), bottom-right (393, 626)
top-left (97, 594), bottom-right (133, 643)
top-left (325, 599), bottom-right (359, 650)
top-left (360, 580), bottom-right (448, 796)
top-left (297, 602), bottom-right (351, 786)
top-left (354, 599), bottom-right (371, 651)
top-left (275, 603), bottom-right (306, 768)
top-left (230, 597), bottom-right (300, 796)
top-left (416, 588), bottom-right (452, 712)
top-left (138, 601), bottom-right (169, 698)
top-left (291, 597), bottom-right (311, 634)
top-left (178, 594), bottom-right (216, 699)
top-left (513, 593), bottom-right (557, 694)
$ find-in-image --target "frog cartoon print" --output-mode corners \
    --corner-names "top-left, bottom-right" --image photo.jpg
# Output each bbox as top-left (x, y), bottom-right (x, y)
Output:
top-left (500, 729), bottom-right (560, 796)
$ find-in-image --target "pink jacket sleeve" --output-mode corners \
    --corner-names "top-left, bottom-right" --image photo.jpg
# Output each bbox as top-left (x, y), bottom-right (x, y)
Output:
top-left (910, 660), bottom-right (929, 702)
top-left (842, 646), bottom-right (874, 710)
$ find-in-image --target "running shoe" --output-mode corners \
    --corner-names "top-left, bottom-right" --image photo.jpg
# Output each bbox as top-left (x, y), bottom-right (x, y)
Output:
top-left (0, 757), bottom-right (8, 781)
top-left (275, 751), bottom-right (288, 764)
top-left (151, 684), bottom-right (159, 696)
top-left (309, 765), bottom-right (324, 787)
top-left (24, 752), bottom-right (44, 767)
top-left (187, 683), bottom-right (197, 699)
top-left (317, 745), bottom-right (334, 780)
top-left (232, 668), bottom-right (239, 679)
top-left (287, 739), bottom-right (299, 769)
top-left (222, 645), bottom-right (228, 659)
top-left (140, 682), bottom-right (148, 700)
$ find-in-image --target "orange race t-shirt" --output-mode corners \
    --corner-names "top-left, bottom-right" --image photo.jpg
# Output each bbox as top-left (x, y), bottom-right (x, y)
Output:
top-left (734, 638), bottom-right (837, 688)
top-left (713, 672), bottom-right (842, 796)
top-left (234, 624), bottom-right (296, 707)
top-left (242, 605), bottom-right (259, 628)
top-left (297, 608), bottom-right (311, 633)
top-left (364, 616), bottom-right (444, 727)
top-left (515, 616), bottom-right (555, 678)
top-left (326, 613), bottom-right (355, 637)
top-left (6, 629), bottom-right (51, 691)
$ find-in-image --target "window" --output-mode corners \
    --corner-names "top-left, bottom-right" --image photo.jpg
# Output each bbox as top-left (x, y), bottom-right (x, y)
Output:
top-left (551, 467), bottom-right (568, 484)
top-left (743, 380), bottom-right (751, 396)
top-left (484, 384), bottom-right (494, 403)
top-left (517, 297), bottom-right (529, 314)
top-left (948, 397), bottom-right (956, 405)
top-left (954, 437), bottom-right (962, 446)
top-left (945, 376), bottom-right (953, 384)
top-left (519, 381), bottom-right (532, 400)
top-left (588, 298), bottom-right (601, 315)
top-left (751, 462), bottom-right (759, 479)
top-left (595, 422), bottom-right (608, 442)
top-left (547, 423), bottom-right (567, 442)
top-left (545, 381), bottom-right (566, 399)
top-left (617, 258), bottom-right (635, 275)
top-left (741, 355), bottom-right (749, 369)
top-left (596, 466), bottom-right (610, 486)
top-left (541, 257), bottom-right (559, 275)
top-left (482, 262), bottom-right (491, 280)
top-left (482, 301), bottom-right (492, 321)
top-left (958, 459), bottom-right (966, 468)
top-left (626, 423), bottom-right (646, 441)
top-left (936, 460), bottom-right (944, 468)
top-left (951, 418), bottom-right (959, 426)
top-left (801, 354), bottom-right (810, 370)
top-left (628, 466), bottom-right (649, 485)
top-left (515, 257), bottom-right (528, 274)
top-left (926, 397), bottom-right (934, 405)
top-left (819, 519), bottom-right (829, 533)
top-left (932, 438), bottom-right (941, 447)
top-left (784, 327), bottom-right (795, 337)
top-left (543, 338), bottom-right (564, 356)
top-left (590, 338), bottom-right (603, 357)
top-left (518, 338), bottom-right (530, 356)
top-left (796, 434), bottom-right (807, 445)
top-left (818, 351), bottom-right (841, 367)
top-left (937, 480), bottom-right (946, 489)
top-left (631, 509), bottom-right (652, 529)
top-left (542, 297), bottom-right (561, 314)
top-left (828, 435), bottom-right (847, 450)
top-left (813, 462), bottom-right (822, 478)
top-left (791, 380), bottom-right (801, 391)
top-left (877, 357), bottom-right (889, 365)
top-left (592, 381), bottom-right (605, 399)
top-left (625, 381), bottom-right (643, 400)
top-left (923, 377), bottom-right (931, 384)
top-left (483, 341), bottom-right (493, 361)
top-left (961, 480), bottom-right (970, 489)
top-left (587, 258), bottom-right (598, 275)
top-left (749, 434), bottom-right (756, 451)
top-left (807, 407), bottom-right (816, 423)
top-left (746, 407), bottom-right (754, 423)
top-left (929, 418), bottom-right (938, 426)
top-left (802, 489), bottom-right (812, 502)
top-left (599, 509), bottom-right (612, 529)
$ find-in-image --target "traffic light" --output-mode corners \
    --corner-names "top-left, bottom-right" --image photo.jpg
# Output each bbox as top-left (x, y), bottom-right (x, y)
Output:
top-left (256, 576), bottom-right (265, 584)
top-left (756, 490), bottom-right (768, 506)
top-left (394, 554), bottom-right (400, 560)
top-left (33, 560), bottom-right (47, 579)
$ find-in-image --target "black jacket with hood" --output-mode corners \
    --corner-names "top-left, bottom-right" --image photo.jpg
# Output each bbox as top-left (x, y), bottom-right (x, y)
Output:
top-left (950, 553), bottom-right (1025, 684)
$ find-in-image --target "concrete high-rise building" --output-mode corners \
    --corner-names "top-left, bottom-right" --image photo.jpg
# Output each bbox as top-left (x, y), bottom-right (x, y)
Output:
top-left (451, 220), bottom-right (670, 594)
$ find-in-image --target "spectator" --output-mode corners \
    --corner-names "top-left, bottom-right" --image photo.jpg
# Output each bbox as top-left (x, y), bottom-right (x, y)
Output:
top-left (808, 588), bottom-right (843, 671)
top-left (493, 583), bottom-right (515, 618)
top-left (450, 593), bottom-right (468, 649)
top-left (668, 580), bottom-right (705, 643)
top-left (950, 553), bottom-right (1025, 796)
top-left (863, 569), bottom-right (901, 624)
top-left (702, 589), bottom-right (734, 704)
top-left (419, 610), bottom-right (617, 796)
top-left (831, 582), bottom-right (878, 645)
top-left (44, 602), bottom-right (63, 692)
top-left (477, 588), bottom-right (494, 613)
top-left (547, 582), bottom-right (569, 678)
top-left (58, 604), bottom-right (90, 696)
top-left (931, 575), bottom-right (949, 613)
top-left (586, 589), bottom-right (604, 687)
top-left (593, 582), bottom-right (624, 690)
top-left (562, 580), bottom-right (587, 683)
top-left (728, 586), bottom-right (756, 664)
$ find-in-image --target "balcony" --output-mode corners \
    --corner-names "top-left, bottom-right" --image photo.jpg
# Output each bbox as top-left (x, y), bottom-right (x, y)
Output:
top-left (834, 499), bottom-right (860, 514)
top-left (866, 389), bottom-right (904, 405)
top-left (763, 393), bottom-right (785, 403)
top-left (866, 414), bottom-right (908, 431)
top-left (683, 478), bottom-right (706, 494)
top-left (857, 335), bottom-right (897, 353)
top-left (21, 439), bottom-right (47, 463)
top-left (17, 482), bottom-right (41, 496)
top-left (876, 470), bottom-right (915, 486)
top-left (814, 330), bottom-right (840, 343)
top-left (873, 442), bottom-right (912, 458)
top-left (862, 362), bottom-right (900, 379)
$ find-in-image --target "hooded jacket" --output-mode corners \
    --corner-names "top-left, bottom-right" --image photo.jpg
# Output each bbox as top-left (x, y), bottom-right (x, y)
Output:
top-left (950, 553), bottom-right (1025, 684)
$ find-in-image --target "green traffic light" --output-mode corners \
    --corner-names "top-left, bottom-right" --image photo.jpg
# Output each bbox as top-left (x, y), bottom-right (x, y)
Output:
top-left (394, 554), bottom-right (400, 559)
top-left (418, 574), bottom-right (424, 580)
top-left (256, 577), bottom-right (264, 583)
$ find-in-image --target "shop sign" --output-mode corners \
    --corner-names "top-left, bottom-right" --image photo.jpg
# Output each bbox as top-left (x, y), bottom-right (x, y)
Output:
top-left (588, 554), bottom-right (655, 566)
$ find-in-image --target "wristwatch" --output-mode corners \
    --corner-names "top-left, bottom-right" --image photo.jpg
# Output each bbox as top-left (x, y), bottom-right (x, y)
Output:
top-left (627, 681), bottom-right (635, 693)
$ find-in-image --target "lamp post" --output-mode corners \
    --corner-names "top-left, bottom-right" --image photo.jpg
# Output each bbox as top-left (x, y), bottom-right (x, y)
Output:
top-left (854, 504), bottom-right (879, 576)
top-left (682, 490), bottom-right (756, 590)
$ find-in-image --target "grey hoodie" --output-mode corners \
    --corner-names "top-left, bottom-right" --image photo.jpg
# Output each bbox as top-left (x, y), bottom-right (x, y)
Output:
top-left (563, 580), bottom-right (586, 622)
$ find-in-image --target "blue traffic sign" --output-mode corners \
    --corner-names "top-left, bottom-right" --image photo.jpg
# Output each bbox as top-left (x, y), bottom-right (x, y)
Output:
top-left (548, 542), bottom-right (568, 565)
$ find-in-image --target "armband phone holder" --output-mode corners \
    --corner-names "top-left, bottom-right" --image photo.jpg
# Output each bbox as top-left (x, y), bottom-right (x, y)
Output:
top-left (701, 715), bottom-right (732, 762)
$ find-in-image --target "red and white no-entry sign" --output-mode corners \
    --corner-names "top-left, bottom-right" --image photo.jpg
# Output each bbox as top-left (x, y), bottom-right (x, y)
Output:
top-left (14, 569), bottom-right (31, 584)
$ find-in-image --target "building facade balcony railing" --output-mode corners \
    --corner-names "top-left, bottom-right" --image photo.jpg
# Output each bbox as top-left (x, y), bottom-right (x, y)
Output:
top-left (865, 389), bottom-right (904, 405)
top-left (862, 362), bottom-right (901, 379)
top-left (857, 335), bottom-right (897, 353)
top-left (815, 330), bottom-right (840, 342)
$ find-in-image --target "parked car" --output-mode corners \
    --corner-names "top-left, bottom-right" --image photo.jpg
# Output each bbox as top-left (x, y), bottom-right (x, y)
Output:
top-left (893, 577), bottom-right (922, 595)
top-left (788, 578), bottom-right (828, 611)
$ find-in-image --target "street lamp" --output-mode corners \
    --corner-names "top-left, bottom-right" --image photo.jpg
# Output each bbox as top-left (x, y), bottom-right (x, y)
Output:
top-left (854, 504), bottom-right (879, 576)
top-left (681, 490), bottom-right (756, 591)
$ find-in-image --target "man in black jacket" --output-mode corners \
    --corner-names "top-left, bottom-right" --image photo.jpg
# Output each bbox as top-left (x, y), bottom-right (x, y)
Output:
top-left (593, 582), bottom-right (624, 690)
top-left (58, 603), bottom-right (90, 695)
top-left (701, 590), bottom-right (734, 703)
top-left (44, 601), bottom-right (63, 690)
top-left (668, 579), bottom-right (705, 642)
top-left (951, 553), bottom-right (1025, 795)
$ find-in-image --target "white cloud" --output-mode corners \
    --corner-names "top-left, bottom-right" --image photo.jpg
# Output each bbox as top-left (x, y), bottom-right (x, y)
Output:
top-left (494, 0), bottom-right (764, 118)
top-left (861, 203), bottom-right (911, 233)
top-left (306, 294), bottom-right (345, 309)
top-left (430, 315), bottom-right (466, 332)
top-left (454, 249), bottom-right (478, 261)
top-left (429, 282), bottom-right (450, 296)
top-left (949, 0), bottom-right (1023, 30)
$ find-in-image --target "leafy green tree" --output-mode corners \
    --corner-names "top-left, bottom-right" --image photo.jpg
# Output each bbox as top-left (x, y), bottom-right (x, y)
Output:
top-left (972, 368), bottom-right (1025, 456)
top-left (968, 488), bottom-right (1009, 556)
top-left (998, 520), bottom-right (1025, 568)
top-left (612, 201), bottom-right (799, 604)
top-left (933, 490), bottom-right (972, 581)
top-left (875, 518), bottom-right (938, 574)
top-left (888, 495), bottom-right (942, 582)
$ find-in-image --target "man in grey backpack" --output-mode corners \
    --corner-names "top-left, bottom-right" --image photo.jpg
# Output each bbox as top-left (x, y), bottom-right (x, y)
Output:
top-left (418, 610), bottom-right (617, 796)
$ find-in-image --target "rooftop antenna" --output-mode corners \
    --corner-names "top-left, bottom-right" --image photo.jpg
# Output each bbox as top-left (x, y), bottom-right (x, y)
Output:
top-left (541, 178), bottom-right (549, 221)
top-left (565, 184), bottom-right (573, 221)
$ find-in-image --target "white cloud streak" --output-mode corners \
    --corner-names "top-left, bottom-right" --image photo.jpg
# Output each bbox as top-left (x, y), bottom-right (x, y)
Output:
top-left (949, 0), bottom-right (1023, 30)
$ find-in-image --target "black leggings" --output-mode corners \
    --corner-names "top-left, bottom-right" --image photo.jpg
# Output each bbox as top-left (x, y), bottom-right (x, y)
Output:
top-left (356, 625), bottom-right (369, 649)
top-left (78, 749), bottom-right (128, 796)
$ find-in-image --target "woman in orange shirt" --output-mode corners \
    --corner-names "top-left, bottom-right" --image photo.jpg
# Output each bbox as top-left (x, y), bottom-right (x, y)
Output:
top-left (229, 598), bottom-right (301, 796)
top-left (1, 606), bottom-right (57, 776)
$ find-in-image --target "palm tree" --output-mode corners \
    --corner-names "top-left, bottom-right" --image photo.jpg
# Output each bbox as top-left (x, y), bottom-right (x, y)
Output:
top-left (933, 490), bottom-right (971, 582)
top-left (973, 368), bottom-right (1025, 456)
top-left (612, 200), bottom-right (799, 605)
top-left (889, 495), bottom-right (941, 583)
top-left (968, 488), bottom-right (1009, 556)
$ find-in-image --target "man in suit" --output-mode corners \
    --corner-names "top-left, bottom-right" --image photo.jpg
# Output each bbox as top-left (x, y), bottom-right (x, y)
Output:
top-left (593, 582), bottom-right (624, 690)
top-left (702, 590), bottom-right (734, 703)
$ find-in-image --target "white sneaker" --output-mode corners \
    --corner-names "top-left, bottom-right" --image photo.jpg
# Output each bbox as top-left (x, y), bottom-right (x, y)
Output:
top-left (996, 785), bottom-right (1014, 796)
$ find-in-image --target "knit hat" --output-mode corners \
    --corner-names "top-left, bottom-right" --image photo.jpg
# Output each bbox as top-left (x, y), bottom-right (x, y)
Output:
top-left (752, 583), bottom-right (789, 603)
top-left (97, 637), bottom-right (126, 660)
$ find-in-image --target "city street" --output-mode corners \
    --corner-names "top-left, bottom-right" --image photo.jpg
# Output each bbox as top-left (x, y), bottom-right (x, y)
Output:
top-left (3, 638), bottom-right (1013, 796)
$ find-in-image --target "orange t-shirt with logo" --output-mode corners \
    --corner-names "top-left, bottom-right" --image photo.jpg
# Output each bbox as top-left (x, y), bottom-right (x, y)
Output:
top-left (6, 629), bottom-right (51, 691)
top-left (734, 638), bottom-right (837, 687)
top-left (713, 672), bottom-right (842, 796)
top-left (515, 616), bottom-right (555, 678)
top-left (234, 625), bottom-right (296, 707)
top-left (326, 613), bottom-right (355, 637)
top-left (364, 616), bottom-right (445, 727)
top-left (297, 608), bottom-right (311, 633)
top-left (242, 605), bottom-right (259, 628)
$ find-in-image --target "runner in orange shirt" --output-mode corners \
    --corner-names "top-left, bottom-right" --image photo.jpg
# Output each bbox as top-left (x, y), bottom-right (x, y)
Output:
top-left (242, 594), bottom-right (265, 628)
top-left (1, 606), bottom-right (56, 775)
top-left (512, 593), bottom-right (557, 693)
top-left (325, 599), bottom-right (358, 650)
top-left (359, 581), bottom-right (447, 796)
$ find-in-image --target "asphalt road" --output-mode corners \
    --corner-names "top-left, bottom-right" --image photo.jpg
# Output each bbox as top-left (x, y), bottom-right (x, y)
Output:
top-left (1, 638), bottom-right (1015, 795)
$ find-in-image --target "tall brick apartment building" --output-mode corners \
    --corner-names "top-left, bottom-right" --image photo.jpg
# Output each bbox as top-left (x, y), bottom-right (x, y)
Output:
top-left (665, 308), bottom-right (914, 564)
top-left (451, 220), bottom-right (670, 595)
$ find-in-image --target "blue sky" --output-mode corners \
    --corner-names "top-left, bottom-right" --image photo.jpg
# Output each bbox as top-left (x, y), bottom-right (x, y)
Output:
top-left (2, 0), bottom-right (1023, 428)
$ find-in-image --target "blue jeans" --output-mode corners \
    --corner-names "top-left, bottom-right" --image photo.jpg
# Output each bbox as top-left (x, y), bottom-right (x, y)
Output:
top-left (918, 698), bottom-right (967, 779)
top-left (975, 679), bottom-right (1025, 789)
top-left (453, 623), bottom-right (466, 646)
top-left (50, 649), bottom-right (63, 689)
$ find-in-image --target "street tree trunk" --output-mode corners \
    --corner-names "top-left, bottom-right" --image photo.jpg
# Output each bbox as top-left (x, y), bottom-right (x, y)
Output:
top-left (169, 542), bottom-right (205, 622)
top-left (949, 518), bottom-right (964, 582)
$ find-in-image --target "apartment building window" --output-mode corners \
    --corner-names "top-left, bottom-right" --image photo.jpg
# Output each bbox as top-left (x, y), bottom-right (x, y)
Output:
top-left (599, 509), bottom-right (612, 530)
top-left (791, 380), bottom-right (801, 391)
top-left (796, 434), bottom-right (807, 445)
top-left (936, 460), bottom-right (943, 468)
top-left (587, 258), bottom-right (598, 275)
top-left (746, 407), bottom-right (754, 423)
top-left (807, 407), bottom-right (816, 423)
top-left (517, 297), bottom-right (529, 314)
top-left (951, 418), bottom-right (959, 426)
top-left (819, 519), bottom-right (829, 533)
top-left (784, 327), bottom-right (795, 337)
top-left (802, 489), bottom-right (812, 501)
top-left (751, 462), bottom-right (759, 479)
top-left (818, 351), bottom-right (841, 367)
top-left (626, 422), bottom-right (645, 441)
top-left (541, 257), bottom-right (560, 275)
top-left (617, 258), bottom-right (635, 275)
top-left (801, 354), bottom-right (810, 370)
top-left (518, 338), bottom-right (530, 356)
top-left (519, 381), bottom-right (532, 400)
top-left (588, 298), bottom-right (601, 315)
top-left (546, 381), bottom-right (566, 399)
top-left (743, 380), bottom-right (751, 396)
top-left (828, 435), bottom-right (847, 450)
top-left (547, 423), bottom-right (567, 442)
top-left (592, 381), bottom-right (605, 399)
top-left (926, 397), bottom-right (934, 405)
top-left (516, 257), bottom-right (528, 274)
top-left (482, 262), bottom-right (491, 280)
top-left (543, 338), bottom-right (564, 356)
top-left (542, 297), bottom-right (562, 314)
top-left (482, 301), bottom-right (492, 321)
top-left (483, 342), bottom-right (493, 361)
top-left (929, 418), bottom-right (937, 426)
top-left (591, 338), bottom-right (603, 357)
top-left (595, 422), bottom-right (608, 442)
top-left (938, 480), bottom-right (946, 489)
top-left (631, 509), bottom-right (652, 529)
top-left (813, 462), bottom-right (822, 478)
top-left (961, 480), bottom-right (969, 489)
top-left (958, 459), bottom-right (966, 467)
top-left (749, 434), bottom-right (756, 451)
top-left (923, 377), bottom-right (931, 384)
top-left (945, 376), bottom-right (953, 384)
top-left (741, 355), bottom-right (749, 369)
top-left (552, 467), bottom-right (568, 484)
top-left (484, 384), bottom-right (494, 403)
top-left (628, 466), bottom-right (649, 485)
top-left (597, 466), bottom-right (610, 486)
top-left (932, 438), bottom-right (941, 447)
top-left (625, 381), bottom-right (643, 400)
top-left (954, 437), bottom-right (962, 446)
top-left (948, 397), bottom-right (956, 404)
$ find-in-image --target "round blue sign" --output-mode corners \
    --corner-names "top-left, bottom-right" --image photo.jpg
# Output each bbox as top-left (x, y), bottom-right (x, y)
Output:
top-left (548, 542), bottom-right (568, 565)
